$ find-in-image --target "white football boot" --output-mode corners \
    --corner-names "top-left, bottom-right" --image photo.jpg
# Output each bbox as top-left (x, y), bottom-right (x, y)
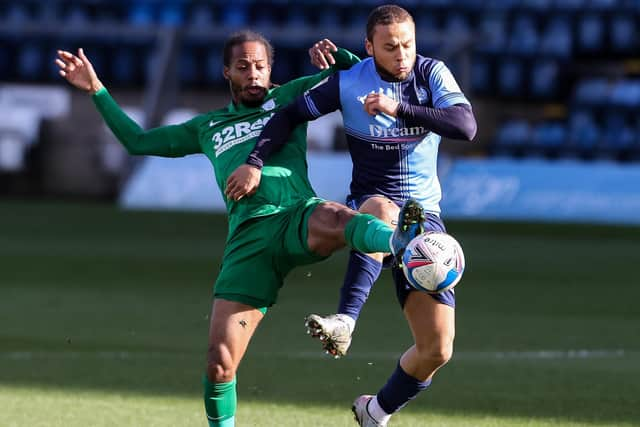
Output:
top-left (304, 313), bottom-right (353, 358)
top-left (352, 395), bottom-right (387, 426)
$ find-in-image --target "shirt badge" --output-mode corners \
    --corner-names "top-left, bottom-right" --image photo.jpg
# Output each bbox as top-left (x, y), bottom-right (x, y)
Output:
top-left (261, 99), bottom-right (276, 111)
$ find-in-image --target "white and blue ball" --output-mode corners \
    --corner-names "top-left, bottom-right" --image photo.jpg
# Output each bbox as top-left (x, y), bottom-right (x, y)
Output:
top-left (401, 232), bottom-right (465, 294)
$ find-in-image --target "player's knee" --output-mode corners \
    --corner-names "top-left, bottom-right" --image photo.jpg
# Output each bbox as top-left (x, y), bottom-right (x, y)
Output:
top-left (206, 360), bottom-right (236, 383)
top-left (359, 197), bottom-right (397, 224)
top-left (417, 339), bottom-right (454, 368)
top-left (206, 348), bottom-right (236, 383)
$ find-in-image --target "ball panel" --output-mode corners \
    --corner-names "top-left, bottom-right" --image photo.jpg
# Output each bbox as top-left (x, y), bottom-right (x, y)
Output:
top-left (401, 231), bottom-right (465, 294)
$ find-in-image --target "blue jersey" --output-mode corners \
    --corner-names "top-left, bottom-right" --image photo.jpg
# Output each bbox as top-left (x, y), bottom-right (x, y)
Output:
top-left (300, 55), bottom-right (470, 214)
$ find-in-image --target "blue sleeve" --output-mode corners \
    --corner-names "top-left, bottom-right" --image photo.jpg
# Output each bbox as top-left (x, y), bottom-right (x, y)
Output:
top-left (427, 61), bottom-right (470, 109)
top-left (246, 75), bottom-right (341, 168)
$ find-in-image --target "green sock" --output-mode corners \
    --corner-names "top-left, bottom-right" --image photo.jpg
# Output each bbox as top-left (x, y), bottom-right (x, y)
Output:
top-left (203, 375), bottom-right (237, 427)
top-left (344, 213), bottom-right (393, 253)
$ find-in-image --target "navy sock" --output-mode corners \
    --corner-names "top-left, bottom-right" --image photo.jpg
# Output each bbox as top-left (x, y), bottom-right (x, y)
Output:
top-left (377, 362), bottom-right (432, 414)
top-left (337, 251), bottom-right (382, 321)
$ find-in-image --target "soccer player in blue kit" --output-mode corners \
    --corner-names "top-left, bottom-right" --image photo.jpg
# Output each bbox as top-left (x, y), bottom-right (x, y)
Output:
top-left (226, 4), bottom-right (477, 426)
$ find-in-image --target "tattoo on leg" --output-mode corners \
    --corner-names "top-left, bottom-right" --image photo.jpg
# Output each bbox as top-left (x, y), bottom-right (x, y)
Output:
top-left (239, 319), bottom-right (247, 328)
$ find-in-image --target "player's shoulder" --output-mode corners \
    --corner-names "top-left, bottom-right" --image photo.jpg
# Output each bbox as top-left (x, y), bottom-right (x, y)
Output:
top-left (338, 58), bottom-right (375, 84)
top-left (415, 55), bottom-right (445, 78)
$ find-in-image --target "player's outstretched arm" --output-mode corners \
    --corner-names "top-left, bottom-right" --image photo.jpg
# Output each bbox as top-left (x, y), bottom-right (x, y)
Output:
top-left (56, 49), bottom-right (103, 94)
top-left (55, 48), bottom-right (201, 157)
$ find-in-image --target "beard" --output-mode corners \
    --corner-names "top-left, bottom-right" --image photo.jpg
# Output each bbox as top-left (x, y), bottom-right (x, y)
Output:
top-left (230, 81), bottom-right (268, 107)
top-left (373, 57), bottom-right (413, 82)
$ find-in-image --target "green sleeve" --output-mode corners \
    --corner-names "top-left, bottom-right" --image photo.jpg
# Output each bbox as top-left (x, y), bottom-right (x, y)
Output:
top-left (91, 88), bottom-right (202, 157)
top-left (280, 47), bottom-right (361, 95)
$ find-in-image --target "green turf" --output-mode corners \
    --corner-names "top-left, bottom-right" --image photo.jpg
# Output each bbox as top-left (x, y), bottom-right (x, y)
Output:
top-left (1, 200), bottom-right (639, 426)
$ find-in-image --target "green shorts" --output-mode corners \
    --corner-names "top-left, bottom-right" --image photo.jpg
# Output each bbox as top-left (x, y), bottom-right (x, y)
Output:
top-left (214, 197), bottom-right (328, 310)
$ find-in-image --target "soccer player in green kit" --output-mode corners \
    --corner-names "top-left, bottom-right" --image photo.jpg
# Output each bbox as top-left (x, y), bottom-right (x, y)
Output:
top-left (56, 31), bottom-right (425, 426)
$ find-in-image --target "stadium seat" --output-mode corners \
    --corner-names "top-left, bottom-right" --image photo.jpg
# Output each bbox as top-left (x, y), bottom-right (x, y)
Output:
top-left (4, 3), bottom-right (30, 24)
top-left (477, 14), bottom-right (507, 54)
top-left (602, 114), bottom-right (635, 152)
top-left (520, 0), bottom-right (553, 9)
top-left (573, 78), bottom-right (610, 106)
top-left (493, 119), bottom-right (531, 157)
top-left (128, 2), bottom-right (154, 26)
top-left (567, 111), bottom-right (600, 156)
top-left (507, 15), bottom-right (539, 55)
top-left (531, 121), bottom-right (566, 157)
top-left (63, 6), bottom-right (91, 27)
top-left (159, 3), bottom-right (184, 27)
top-left (443, 13), bottom-right (471, 38)
top-left (18, 43), bottom-right (45, 81)
top-left (470, 58), bottom-right (492, 94)
top-left (497, 59), bottom-right (525, 96)
top-left (530, 60), bottom-right (559, 98)
top-left (610, 15), bottom-right (637, 52)
top-left (188, 4), bottom-right (215, 28)
top-left (221, 4), bottom-right (248, 28)
top-left (112, 49), bottom-right (137, 85)
top-left (539, 17), bottom-right (572, 57)
top-left (610, 80), bottom-right (640, 107)
top-left (205, 50), bottom-right (224, 84)
top-left (578, 14), bottom-right (605, 52)
top-left (553, 0), bottom-right (586, 9)
top-left (588, 0), bottom-right (620, 9)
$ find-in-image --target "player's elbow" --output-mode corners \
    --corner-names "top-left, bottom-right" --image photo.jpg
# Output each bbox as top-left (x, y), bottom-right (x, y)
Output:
top-left (459, 107), bottom-right (477, 142)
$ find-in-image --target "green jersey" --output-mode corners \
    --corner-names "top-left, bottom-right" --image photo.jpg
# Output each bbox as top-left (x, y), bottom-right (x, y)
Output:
top-left (92, 48), bottom-right (360, 236)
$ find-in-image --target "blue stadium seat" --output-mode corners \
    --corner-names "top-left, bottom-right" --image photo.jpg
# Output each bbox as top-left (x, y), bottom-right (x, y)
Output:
top-left (5, 3), bottom-right (30, 23)
top-left (588, 0), bottom-right (620, 9)
top-left (485, 0), bottom-right (521, 9)
top-left (602, 114), bottom-right (635, 153)
top-left (578, 14), bottom-right (605, 52)
top-left (159, 3), bottom-right (184, 27)
top-left (553, 0), bottom-right (586, 9)
top-left (530, 61), bottom-right (558, 97)
top-left (573, 78), bottom-right (610, 106)
top-left (285, 6), bottom-right (309, 31)
top-left (507, 15), bottom-right (539, 55)
top-left (520, 0), bottom-right (553, 9)
top-left (18, 43), bottom-right (45, 80)
top-left (568, 111), bottom-right (600, 153)
top-left (63, 6), bottom-right (90, 27)
top-left (610, 15), bottom-right (636, 52)
top-left (36, 2), bottom-right (58, 23)
top-left (495, 119), bottom-right (531, 147)
top-left (470, 58), bottom-right (492, 94)
top-left (478, 14), bottom-right (507, 54)
top-left (112, 49), bottom-right (136, 85)
top-left (205, 50), bottom-right (224, 84)
top-left (443, 13), bottom-right (471, 38)
top-left (610, 80), bottom-right (640, 107)
top-left (128, 2), bottom-right (154, 26)
top-left (179, 49), bottom-right (198, 86)
top-left (532, 122), bottom-right (566, 154)
top-left (188, 4), bottom-right (214, 28)
top-left (497, 59), bottom-right (524, 96)
top-left (221, 4), bottom-right (248, 28)
top-left (539, 17), bottom-right (572, 57)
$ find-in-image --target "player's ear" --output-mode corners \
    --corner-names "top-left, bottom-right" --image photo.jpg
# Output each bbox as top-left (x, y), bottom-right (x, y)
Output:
top-left (222, 66), bottom-right (230, 81)
top-left (365, 38), bottom-right (373, 56)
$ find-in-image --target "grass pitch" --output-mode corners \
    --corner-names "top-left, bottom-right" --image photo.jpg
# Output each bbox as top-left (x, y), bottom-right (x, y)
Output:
top-left (1, 200), bottom-right (639, 426)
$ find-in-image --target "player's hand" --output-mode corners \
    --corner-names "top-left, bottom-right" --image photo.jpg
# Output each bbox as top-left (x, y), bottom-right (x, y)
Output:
top-left (56, 48), bottom-right (103, 94)
top-left (225, 164), bottom-right (262, 201)
top-left (364, 92), bottom-right (400, 117)
top-left (309, 39), bottom-right (338, 70)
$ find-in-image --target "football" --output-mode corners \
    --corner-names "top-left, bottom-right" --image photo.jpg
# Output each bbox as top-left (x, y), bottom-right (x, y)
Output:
top-left (401, 232), bottom-right (465, 294)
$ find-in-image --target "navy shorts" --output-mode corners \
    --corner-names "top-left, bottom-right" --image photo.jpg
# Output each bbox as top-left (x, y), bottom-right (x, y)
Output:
top-left (347, 194), bottom-right (456, 309)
